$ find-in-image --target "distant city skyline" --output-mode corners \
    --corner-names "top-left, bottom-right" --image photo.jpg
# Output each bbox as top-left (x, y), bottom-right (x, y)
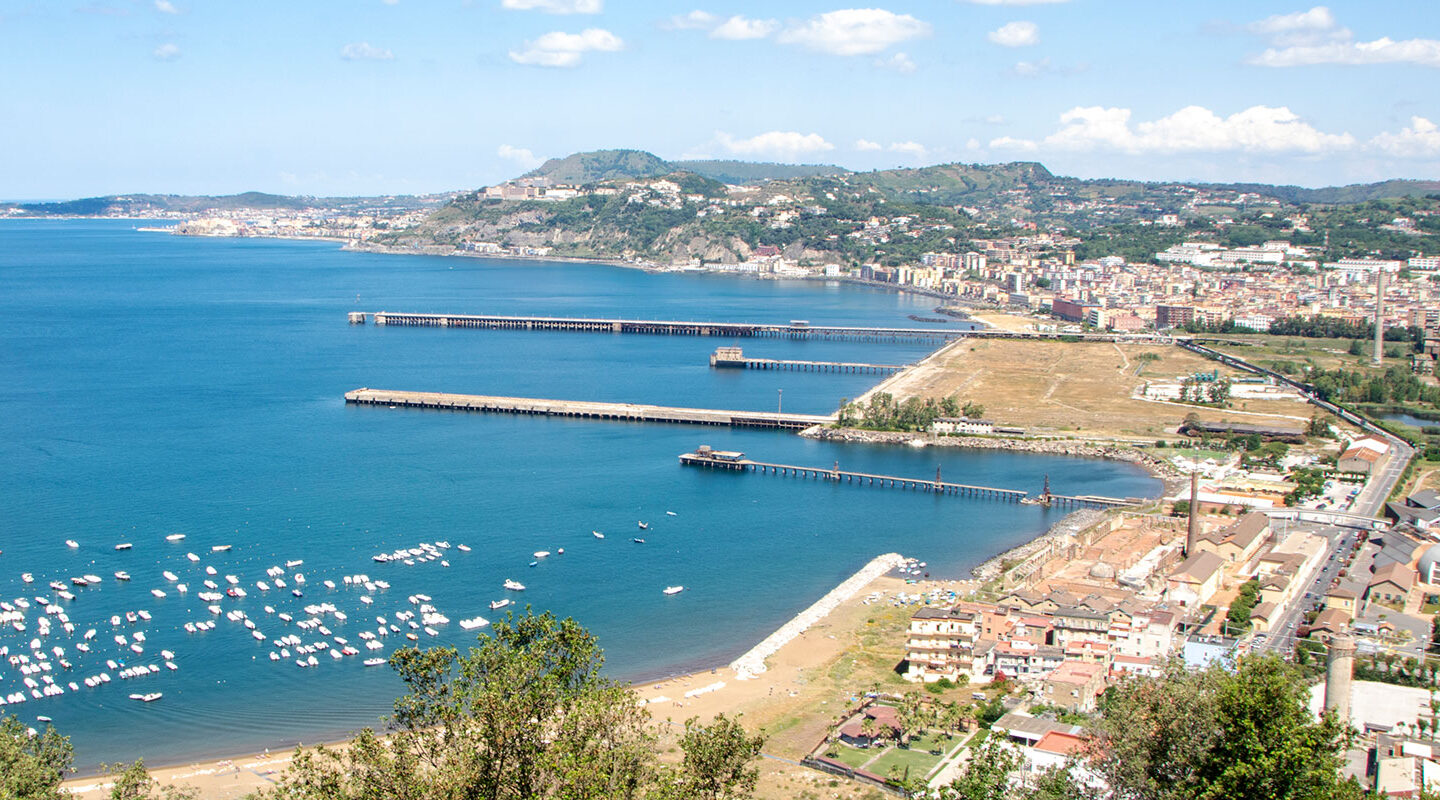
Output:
top-left (2, 0), bottom-right (1438, 197)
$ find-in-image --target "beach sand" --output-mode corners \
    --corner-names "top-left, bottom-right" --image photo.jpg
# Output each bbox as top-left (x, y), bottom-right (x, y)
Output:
top-left (61, 571), bottom-right (954, 799)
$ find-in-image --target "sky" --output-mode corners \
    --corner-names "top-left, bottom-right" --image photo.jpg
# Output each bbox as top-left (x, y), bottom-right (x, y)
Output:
top-left (1, 0), bottom-right (1438, 198)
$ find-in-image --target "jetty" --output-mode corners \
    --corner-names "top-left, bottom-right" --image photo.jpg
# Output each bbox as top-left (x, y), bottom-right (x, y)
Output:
top-left (679, 446), bottom-right (1028, 502)
top-left (356, 312), bottom-right (960, 343)
top-left (348, 312), bottom-right (1175, 344)
top-left (344, 389), bottom-right (835, 430)
top-left (709, 346), bottom-right (905, 374)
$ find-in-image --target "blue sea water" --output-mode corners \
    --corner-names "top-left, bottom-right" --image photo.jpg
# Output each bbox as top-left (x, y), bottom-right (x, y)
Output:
top-left (0, 219), bottom-right (1160, 768)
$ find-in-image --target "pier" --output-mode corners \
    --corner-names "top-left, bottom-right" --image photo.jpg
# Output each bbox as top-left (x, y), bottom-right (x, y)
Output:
top-left (360, 312), bottom-right (962, 343)
top-left (344, 389), bottom-right (835, 430)
top-left (348, 312), bottom-right (1175, 345)
top-left (679, 446), bottom-right (1028, 502)
top-left (709, 346), bottom-right (905, 374)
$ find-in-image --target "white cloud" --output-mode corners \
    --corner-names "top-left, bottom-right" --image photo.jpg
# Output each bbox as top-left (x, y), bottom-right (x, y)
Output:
top-left (501, 0), bottom-right (602, 14)
top-left (1246, 6), bottom-right (1440, 67)
top-left (1012, 57), bottom-right (1048, 76)
top-left (854, 139), bottom-right (883, 151)
top-left (664, 10), bottom-right (717, 30)
top-left (341, 42), bottom-right (394, 61)
top-left (874, 51), bottom-right (916, 72)
top-left (966, 137), bottom-right (982, 150)
top-left (960, 0), bottom-right (1068, 4)
top-left (777, 9), bottom-right (931, 56)
top-left (153, 0), bottom-right (178, 14)
top-left (715, 131), bottom-right (835, 159)
top-left (988, 20), bottom-right (1038, 47)
top-left (889, 140), bottom-right (926, 157)
top-left (152, 42), bottom-right (180, 60)
top-left (1370, 117), bottom-right (1440, 157)
top-left (1253, 37), bottom-right (1440, 68)
top-left (710, 16), bottom-right (778, 40)
top-left (382, 0), bottom-right (399, 4)
top-left (509, 28), bottom-right (623, 67)
top-left (990, 105), bottom-right (1355, 154)
top-left (497, 144), bottom-right (544, 169)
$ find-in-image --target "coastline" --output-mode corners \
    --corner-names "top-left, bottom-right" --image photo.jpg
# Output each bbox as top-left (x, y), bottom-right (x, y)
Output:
top-left (59, 557), bottom-right (947, 799)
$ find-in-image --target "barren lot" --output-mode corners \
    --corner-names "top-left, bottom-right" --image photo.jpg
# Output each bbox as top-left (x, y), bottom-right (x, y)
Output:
top-left (868, 339), bottom-right (1316, 441)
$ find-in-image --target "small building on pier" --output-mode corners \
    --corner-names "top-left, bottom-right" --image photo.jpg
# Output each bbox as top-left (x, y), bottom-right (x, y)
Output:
top-left (692, 445), bottom-right (746, 463)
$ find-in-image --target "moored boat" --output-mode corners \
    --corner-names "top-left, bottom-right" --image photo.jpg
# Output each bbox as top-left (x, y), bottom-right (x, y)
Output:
top-left (663, 586), bottom-right (684, 595)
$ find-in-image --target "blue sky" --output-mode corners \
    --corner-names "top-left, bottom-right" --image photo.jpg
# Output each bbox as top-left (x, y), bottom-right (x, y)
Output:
top-left (1, 0), bottom-right (1438, 197)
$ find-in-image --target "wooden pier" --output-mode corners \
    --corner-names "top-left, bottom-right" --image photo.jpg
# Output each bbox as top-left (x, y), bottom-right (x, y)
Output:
top-left (679, 447), bottom-right (1028, 502)
top-left (709, 346), bottom-right (904, 374)
top-left (344, 389), bottom-right (835, 430)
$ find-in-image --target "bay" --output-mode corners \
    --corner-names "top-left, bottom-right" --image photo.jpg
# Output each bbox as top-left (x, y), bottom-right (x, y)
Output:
top-left (0, 219), bottom-right (1159, 768)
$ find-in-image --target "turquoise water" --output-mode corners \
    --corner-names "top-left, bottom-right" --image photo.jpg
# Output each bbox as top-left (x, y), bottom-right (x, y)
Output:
top-left (0, 220), bottom-right (1159, 768)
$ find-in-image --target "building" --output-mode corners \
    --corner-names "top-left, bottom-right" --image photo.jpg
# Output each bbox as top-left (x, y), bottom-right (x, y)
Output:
top-left (1367, 562), bottom-right (1416, 608)
top-left (1370, 734), bottom-right (1440, 797)
top-left (1156, 304), bottom-right (1196, 329)
top-left (1193, 512), bottom-right (1271, 565)
top-left (931, 417), bottom-right (995, 436)
top-left (1323, 586), bottom-right (1358, 619)
top-left (1165, 550), bottom-right (1226, 607)
top-left (1039, 661), bottom-right (1107, 713)
top-left (904, 607), bottom-right (980, 683)
top-left (1051, 297), bottom-right (1098, 324)
top-left (1339, 436), bottom-right (1390, 475)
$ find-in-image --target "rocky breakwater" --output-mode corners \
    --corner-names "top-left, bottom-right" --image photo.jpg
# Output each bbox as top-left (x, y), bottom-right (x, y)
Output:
top-left (801, 426), bottom-right (1183, 486)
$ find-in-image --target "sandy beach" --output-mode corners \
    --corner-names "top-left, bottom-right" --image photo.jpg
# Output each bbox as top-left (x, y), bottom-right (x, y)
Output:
top-left (59, 563), bottom-right (954, 799)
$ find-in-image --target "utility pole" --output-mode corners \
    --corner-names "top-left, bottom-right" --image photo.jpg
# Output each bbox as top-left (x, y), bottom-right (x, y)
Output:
top-left (777, 388), bottom-right (783, 415)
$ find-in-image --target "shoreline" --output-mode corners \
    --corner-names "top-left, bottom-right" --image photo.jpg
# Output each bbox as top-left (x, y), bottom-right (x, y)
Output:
top-left (59, 557), bottom-right (942, 798)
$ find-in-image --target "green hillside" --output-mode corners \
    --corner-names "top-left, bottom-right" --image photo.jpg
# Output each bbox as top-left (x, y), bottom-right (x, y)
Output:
top-left (521, 150), bottom-right (672, 184)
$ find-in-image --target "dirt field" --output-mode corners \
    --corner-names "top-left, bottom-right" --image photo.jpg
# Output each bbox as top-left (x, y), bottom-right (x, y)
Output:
top-left (869, 339), bottom-right (1317, 441)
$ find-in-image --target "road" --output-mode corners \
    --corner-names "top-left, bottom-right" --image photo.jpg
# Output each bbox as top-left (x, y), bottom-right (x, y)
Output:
top-left (1256, 525), bottom-right (1359, 656)
top-left (1351, 439), bottom-right (1415, 518)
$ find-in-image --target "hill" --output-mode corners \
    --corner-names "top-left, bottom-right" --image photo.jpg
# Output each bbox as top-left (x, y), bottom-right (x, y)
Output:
top-left (5, 192), bottom-right (451, 217)
top-left (1206, 179), bottom-right (1440, 205)
top-left (521, 149), bottom-right (849, 186)
top-left (521, 150), bottom-right (672, 184)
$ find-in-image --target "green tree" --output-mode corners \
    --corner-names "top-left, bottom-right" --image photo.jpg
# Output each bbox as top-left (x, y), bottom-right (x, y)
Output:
top-left (937, 736), bottom-right (1020, 800)
top-left (102, 760), bottom-right (198, 800)
top-left (659, 715), bottom-right (765, 800)
top-left (1089, 655), bottom-right (1362, 800)
top-left (254, 611), bottom-right (763, 800)
top-left (0, 715), bottom-right (73, 800)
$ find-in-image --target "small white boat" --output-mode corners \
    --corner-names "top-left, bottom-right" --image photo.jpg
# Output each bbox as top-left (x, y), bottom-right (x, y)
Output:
top-left (150, 589), bottom-right (166, 598)
top-left (593, 531), bottom-right (604, 539)
top-left (489, 599), bottom-right (512, 610)
top-left (165, 534), bottom-right (186, 541)
top-left (162, 571), bottom-right (179, 582)
top-left (21, 573), bottom-right (33, 583)
top-left (285, 560), bottom-right (303, 568)
top-left (129, 692), bottom-right (162, 702)
top-left (363, 658), bottom-right (385, 666)
top-left (459, 616), bottom-right (489, 630)
top-left (83, 574), bottom-right (102, 584)
top-left (456, 544), bottom-right (471, 552)
top-left (65, 540), bottom-right (79, 549)
top-left (533, 551), bottom-right (550, 559)
top-left (186, 552), bottom-right (200, 562)
top-left (211, 545), bottom-right (231, 552)
top-left (114, 572), bottom-right (131, 582)
top-left (114, 543), bottom-right (132, 551)
top-left (666, 511), bottom-right (677, 516)
top-left (503, 580), bottom-right (525, 591)
top-left (637, 522), bottom-right (649, 530)
top-left (663, 586), bottom-right (685, 595)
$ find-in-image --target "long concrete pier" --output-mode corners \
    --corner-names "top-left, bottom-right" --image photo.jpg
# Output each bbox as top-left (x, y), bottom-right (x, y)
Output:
top-left (349, 312), bottom-right (1176, 345)
top-left (344, 389), bottom-right (835, 430)
top-left (679, 448), bottom-right (1028, 502)
top-left (709, 346), bottom-right (904, 374)
top-left (361, 312), bottom-right (961, 343)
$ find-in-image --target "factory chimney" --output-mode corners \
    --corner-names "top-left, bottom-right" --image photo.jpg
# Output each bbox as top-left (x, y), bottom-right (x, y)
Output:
top-left (1324, 634), bottom-right (1356, 726)
top-left (1185, 470), bottom-right (1198, 556)
top-left (1373, 268), bottom-right (1386, 367)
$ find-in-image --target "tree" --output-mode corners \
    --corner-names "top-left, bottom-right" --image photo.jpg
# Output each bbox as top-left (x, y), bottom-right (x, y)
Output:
top-left (1087, 655), bottom-right (1362, 800)
top-left (651, 715), bottom-right (765, 800)
top-left (102, 760), bottom-right (198, 800)
top-left (0, 715), bottom-right (73, 800)
top-left (936, 736), bottom-right (1020, 800)
top-left (254, 611), bottom-right (764, 800)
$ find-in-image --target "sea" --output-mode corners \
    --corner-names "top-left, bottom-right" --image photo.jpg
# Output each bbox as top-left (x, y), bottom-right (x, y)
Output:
top-left (0, 219), bottom-right (1160, 769)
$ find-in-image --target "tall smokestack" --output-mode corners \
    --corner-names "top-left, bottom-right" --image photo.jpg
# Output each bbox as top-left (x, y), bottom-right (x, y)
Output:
top-left (1325, 634), bottom-right (1356, 726)
top-left (1186, 471), bottom-right (1198, 556)
top-left (1373, 268), bottom-right (1386, 367)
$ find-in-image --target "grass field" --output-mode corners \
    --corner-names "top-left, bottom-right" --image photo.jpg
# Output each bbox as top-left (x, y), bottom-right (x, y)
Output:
top-left (871, 339), bottom-right (1317, 440)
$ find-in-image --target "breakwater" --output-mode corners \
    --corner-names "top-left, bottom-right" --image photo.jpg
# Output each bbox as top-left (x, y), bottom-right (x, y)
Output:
top-left (729, 553), bottom-right (906, 678)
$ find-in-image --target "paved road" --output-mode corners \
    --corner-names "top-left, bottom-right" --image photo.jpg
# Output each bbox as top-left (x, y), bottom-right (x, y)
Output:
top-left (1351, 440), bottom-right (1415, 518)
top-left (1257, 525), bottom-right (1359, 656)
